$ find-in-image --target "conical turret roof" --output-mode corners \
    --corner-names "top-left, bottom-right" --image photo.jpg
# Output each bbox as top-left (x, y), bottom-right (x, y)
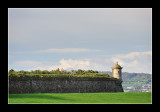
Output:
top-left (112, 61), bottom-right (122, 69)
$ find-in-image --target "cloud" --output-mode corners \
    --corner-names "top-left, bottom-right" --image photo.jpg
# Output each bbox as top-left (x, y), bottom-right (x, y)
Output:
top-left (36, 48), bottom-right (102, 53)
top-left (11, 51), bottom-right (152, 74)
top-left (113, 51), bottom-right (152, 59)
top-left (49, 59), bottom-right (91, 70)
top-left (9, 8), bottom-right (151, 46)
top-left (12, 59), bottom-right (104, 71)
top-left (12, 60), bottom-right (55, 71)
top-left (16, 48), bottom-right (103, 54)
top-left (35, 59), bottom-right (108, 71)
top-left (14, 61), bottom-right (42, 67)
top-left (50, 51), bottom-right (152, 73)
top-left (111, 51), bottom-right (152, 73)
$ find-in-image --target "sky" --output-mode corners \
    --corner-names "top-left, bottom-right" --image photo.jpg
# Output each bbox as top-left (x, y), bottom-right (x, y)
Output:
top-left (8, 8), bottom-right (152, 73)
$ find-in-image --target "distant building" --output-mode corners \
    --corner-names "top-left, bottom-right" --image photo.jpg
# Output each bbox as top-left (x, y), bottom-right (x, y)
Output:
top-left (127, 86), bottom-right (135, 90)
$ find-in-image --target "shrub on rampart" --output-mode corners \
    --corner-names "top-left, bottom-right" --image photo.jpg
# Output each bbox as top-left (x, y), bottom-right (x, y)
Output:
top-left (8, 69), bottom-right (116, 81)
top-left (8, 73), bottom-right (115, 81)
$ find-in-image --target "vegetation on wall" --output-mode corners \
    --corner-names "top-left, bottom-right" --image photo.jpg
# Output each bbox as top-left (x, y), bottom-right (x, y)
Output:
top-left (8, 69), bottom-right (114, 80)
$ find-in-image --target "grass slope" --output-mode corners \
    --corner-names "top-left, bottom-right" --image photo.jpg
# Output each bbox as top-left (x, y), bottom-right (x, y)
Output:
top-left (8, 92), bottom-right (151, 104)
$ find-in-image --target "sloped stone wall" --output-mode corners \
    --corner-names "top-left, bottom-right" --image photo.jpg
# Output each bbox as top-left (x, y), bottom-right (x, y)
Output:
top-left (9, 78), bottom-right (123, 93)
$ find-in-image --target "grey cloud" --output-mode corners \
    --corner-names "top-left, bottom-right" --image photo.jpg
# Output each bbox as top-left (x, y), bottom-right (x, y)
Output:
top-left (9, 8), bottom-right (151, 45)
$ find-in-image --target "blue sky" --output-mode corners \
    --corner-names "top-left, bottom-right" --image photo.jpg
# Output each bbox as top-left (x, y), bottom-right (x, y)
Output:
top-left (8, 8), bottom-right (152, 73)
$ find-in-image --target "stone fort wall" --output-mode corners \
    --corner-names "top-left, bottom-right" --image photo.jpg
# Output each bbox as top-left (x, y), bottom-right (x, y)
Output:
top-left (9, 77), bottom-right (123, 93)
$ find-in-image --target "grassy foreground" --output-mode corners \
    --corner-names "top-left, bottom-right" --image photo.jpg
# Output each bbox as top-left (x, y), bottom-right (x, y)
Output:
top-left (8, 92), bottom-right (151, 104)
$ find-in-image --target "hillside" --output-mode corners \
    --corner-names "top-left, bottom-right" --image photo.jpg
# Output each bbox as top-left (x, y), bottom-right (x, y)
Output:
top-left (99, 71), bottom-right (151, 81)
top-left (99, 71), bottom-right (152, 92)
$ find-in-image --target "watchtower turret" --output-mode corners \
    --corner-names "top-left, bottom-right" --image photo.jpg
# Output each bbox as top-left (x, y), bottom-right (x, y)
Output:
top-left (111, 61), bottom-right (123, 80)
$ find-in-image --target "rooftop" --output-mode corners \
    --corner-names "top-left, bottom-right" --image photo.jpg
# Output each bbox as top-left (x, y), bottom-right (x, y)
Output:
top-left (112, 62), bottom-right (122, 69)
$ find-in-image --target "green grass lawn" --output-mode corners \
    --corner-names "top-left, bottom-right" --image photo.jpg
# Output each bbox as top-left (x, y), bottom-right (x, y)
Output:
top-left (8, 92), bottom-right (152, 104)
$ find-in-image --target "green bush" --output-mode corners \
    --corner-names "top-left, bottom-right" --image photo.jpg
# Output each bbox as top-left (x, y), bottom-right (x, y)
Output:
top-left (9, 73), bottom-right (112, 78)
top-left (8, 69), bottom-right (114, 80)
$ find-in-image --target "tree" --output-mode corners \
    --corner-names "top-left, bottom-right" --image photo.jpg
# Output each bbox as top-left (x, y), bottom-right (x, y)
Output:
top-left (94, 70), bottom-right (99, 73)
top-left (42, 70), bottom-right (49, 74)
top-left (34, 70), bottom-right (42, 74)
top-left (50, 70), bottom-right (56, 74)
top-left (86, 70), bottom-right (93, 73)
top-left (77, 69), bottom-right (85, 74)
top-left (55, 68), bottom-right (60, 74)
top-left (8, 69), bottom-right (16, 76)
top-left (61, 68), bottom-right (64, 73)
top-left (18, 70), bottom-right (27, 75)
top-left (71, 70), bottom-right (75, 74)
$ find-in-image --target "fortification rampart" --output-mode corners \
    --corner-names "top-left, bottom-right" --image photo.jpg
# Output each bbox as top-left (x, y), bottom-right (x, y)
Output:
top-left (9, 77), bottom-right (123, 93)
